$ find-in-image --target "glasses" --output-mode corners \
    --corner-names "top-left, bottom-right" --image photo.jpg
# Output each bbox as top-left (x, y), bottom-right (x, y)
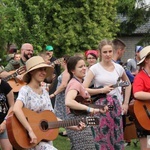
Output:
top-left (24, 49), bottom-right (33, 53)
top-left (87, 57), bottom-right (96, 60)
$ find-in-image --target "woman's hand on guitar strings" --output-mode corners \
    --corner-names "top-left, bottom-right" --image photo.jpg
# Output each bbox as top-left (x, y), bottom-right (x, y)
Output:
top-left (77, 121), bottom-right (86, 131)
top-left (99, 105), bottom-right (109, 114)
top-left (28, 130), bottom-right (38, 144)
top-left (67, 121), bottom-right (86, 131)
top-left (102, 86), bottom-right (114, 93)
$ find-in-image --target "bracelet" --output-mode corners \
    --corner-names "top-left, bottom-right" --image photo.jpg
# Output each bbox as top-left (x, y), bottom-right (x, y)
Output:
top-left (87, 107), bottom-right (91, 113)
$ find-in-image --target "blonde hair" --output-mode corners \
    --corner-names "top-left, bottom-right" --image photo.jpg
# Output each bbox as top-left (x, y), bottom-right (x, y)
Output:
top-left (97, 39), bottom-right (113, 60)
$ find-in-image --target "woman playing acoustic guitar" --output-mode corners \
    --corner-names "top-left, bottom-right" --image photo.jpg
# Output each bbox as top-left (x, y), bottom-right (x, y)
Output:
top-left (83, 39), bottom-right (131, 150)
top-left (132, 46), bottom-right (150, 150)
top-left (12, 56), bottom-right (86, 150)
top-left (65, 56), bottom-right (108, 150)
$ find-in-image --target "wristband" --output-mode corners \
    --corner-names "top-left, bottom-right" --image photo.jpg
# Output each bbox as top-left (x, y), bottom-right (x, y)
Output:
top-left (87, 107), bottom-right (91, 113)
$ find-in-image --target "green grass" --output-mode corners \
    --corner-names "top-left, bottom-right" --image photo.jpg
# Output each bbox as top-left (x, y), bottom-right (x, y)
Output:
top-left (124, 139), bottom-right (140, 150)
top-left (53, 128), bottom-right (70, 150)
top-left (53, 135), bottom-right (70, 150)
top-left (53, 131), bottom-right (140, 150)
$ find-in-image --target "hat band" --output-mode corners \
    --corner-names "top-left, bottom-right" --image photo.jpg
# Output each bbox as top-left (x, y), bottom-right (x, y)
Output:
top-left (27, 62), bottom-right (46, 71)
top-left (140, 55), bottom-right (146, 61)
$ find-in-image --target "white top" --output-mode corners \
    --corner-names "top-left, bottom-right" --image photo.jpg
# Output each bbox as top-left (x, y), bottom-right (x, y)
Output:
top-left (90, 62), bottom-right (124, 104)
top-left (17, 85), bottom-right (57, 150)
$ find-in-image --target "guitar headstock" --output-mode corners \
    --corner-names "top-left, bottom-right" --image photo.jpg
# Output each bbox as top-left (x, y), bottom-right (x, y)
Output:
top-left (119, 81), bottom-right (130, 87)
top-left (83, 116), bottom-right (99, 126)
top-left (108, 105), bottom-right (114, 111)
top-left (16, 66), bottom-right (26, 75)
top-left (50, 58), bottom-right (64, 68)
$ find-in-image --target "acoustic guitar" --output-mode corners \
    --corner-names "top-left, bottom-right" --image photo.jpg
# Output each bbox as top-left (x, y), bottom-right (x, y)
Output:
top-left (3, 66), bottom-right (26, 92)
top-left (6, 108), bottom-right (99, 150)
top-left (128, 99), bottom-right (150, 131)
top-left (3, 58), bottom-right (63, 93)
top-left (91, 81), bottom-right (130, 102)
top-left (70, 95), bottom-right (114, 115)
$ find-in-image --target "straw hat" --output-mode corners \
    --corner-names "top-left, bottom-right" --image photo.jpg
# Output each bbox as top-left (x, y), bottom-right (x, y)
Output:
top-left (23, 56), bottom-right (54, 82)
top-left (137, 46), bottom-right (150, 65)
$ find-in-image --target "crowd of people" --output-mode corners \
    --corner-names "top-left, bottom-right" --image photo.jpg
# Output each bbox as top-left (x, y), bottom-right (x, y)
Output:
top-left (0, 39), bottom-right (149, 150)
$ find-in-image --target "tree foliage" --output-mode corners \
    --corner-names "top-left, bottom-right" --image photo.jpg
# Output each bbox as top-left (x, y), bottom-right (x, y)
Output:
top-left (0, 0), bottom-right (119, 60)
top-left (116, 0), bottom-right (150, 35)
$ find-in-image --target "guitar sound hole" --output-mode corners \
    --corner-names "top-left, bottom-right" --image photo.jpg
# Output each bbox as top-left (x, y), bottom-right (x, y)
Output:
top-left (40, 121), bottom-right (48, 131)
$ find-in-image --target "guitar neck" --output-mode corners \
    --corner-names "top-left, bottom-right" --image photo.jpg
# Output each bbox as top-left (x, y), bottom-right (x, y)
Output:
top-left (112, 83), bottom-right (119, 88)
top-left (4, 72), bottom-right (18, 81)
top-left (48, 118), bottom-right (85, 129)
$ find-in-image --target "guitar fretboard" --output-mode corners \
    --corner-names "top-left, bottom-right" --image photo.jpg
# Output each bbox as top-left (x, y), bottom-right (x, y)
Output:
top-left (48, 117), bottom-right (97, 129)
top-left (4, 72), bottom-right (18, 81)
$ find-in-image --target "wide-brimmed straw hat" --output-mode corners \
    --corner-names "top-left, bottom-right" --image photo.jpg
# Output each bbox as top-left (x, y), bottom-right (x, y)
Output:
top-left (23, 56), bottom-right (54, 82)
top-left (137, 46), bottom-right (150, 65)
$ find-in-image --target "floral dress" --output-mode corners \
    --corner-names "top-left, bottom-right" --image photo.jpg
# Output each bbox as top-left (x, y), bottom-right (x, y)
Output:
top-left (92, 95), bottom-right (124, 150)
top-left (89, 62), bottom-right (125, 150)
top-left (17, 85), bottom-right (57, 150)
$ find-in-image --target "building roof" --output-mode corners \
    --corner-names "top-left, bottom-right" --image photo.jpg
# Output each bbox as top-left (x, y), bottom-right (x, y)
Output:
top-left (118, 14), bottom-right (150, 34)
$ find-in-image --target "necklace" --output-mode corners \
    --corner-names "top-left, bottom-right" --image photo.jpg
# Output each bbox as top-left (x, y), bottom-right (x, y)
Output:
top-left (143, 68), bottom-right (150, 77)
top-left (73, 76), bottom-right (83, 83)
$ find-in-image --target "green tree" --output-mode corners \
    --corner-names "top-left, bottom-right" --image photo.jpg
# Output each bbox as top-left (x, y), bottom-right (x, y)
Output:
top-left (45, 0), bottom-right (119, 56)
top-left (116, 0), bottom-right (150, 44)
top-left (0, 0), bottom-right (119, 60)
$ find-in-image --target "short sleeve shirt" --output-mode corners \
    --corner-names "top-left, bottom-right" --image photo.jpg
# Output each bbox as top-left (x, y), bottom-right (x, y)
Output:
top-left (17, 85), bottom-right (54, 113)
top-left (133, 70), bottom-right (150, 94)
top-left (0, 80), bottom-right (12, 123)
top-left (65, 78), bottom-right (90, 113)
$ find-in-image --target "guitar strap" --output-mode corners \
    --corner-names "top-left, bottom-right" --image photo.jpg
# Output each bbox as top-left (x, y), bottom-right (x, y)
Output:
top-left (20, 58), bottom-right (26, 66)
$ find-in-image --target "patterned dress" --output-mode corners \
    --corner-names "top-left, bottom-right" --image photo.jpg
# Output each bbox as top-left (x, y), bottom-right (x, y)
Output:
top-left (66, 78), bottom-right (96, 150)
top-left (17, 85), bottom-right (57, 150)
top-left (92, 95), bottom-right (124, 150)
top-left (89, 62), bottom-right (124, 150)
top-left (54, 74), bottom-right (67, 120)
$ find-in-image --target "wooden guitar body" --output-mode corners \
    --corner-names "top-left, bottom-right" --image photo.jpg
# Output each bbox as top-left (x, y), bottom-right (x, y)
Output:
top-left (4, 67), bottom-right (26, 93)
top-left (8, 78), bottom-right (26, 93)
top-left (6, 108), bottom-right (99, 149)
top-left (124, 115), bottom-right (137, 140)
top-left (132, 100), bottom-right (150, 130)
top-left (6, 109), bottom-right (58, 150)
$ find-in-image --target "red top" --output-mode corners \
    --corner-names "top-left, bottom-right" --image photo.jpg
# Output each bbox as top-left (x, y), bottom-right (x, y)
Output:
top-left (133, 70), bottom-right (150, 94)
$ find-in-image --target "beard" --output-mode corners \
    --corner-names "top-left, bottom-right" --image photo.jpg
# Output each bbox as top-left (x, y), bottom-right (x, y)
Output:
top-left (24, 53), bottom-right (33, 60)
